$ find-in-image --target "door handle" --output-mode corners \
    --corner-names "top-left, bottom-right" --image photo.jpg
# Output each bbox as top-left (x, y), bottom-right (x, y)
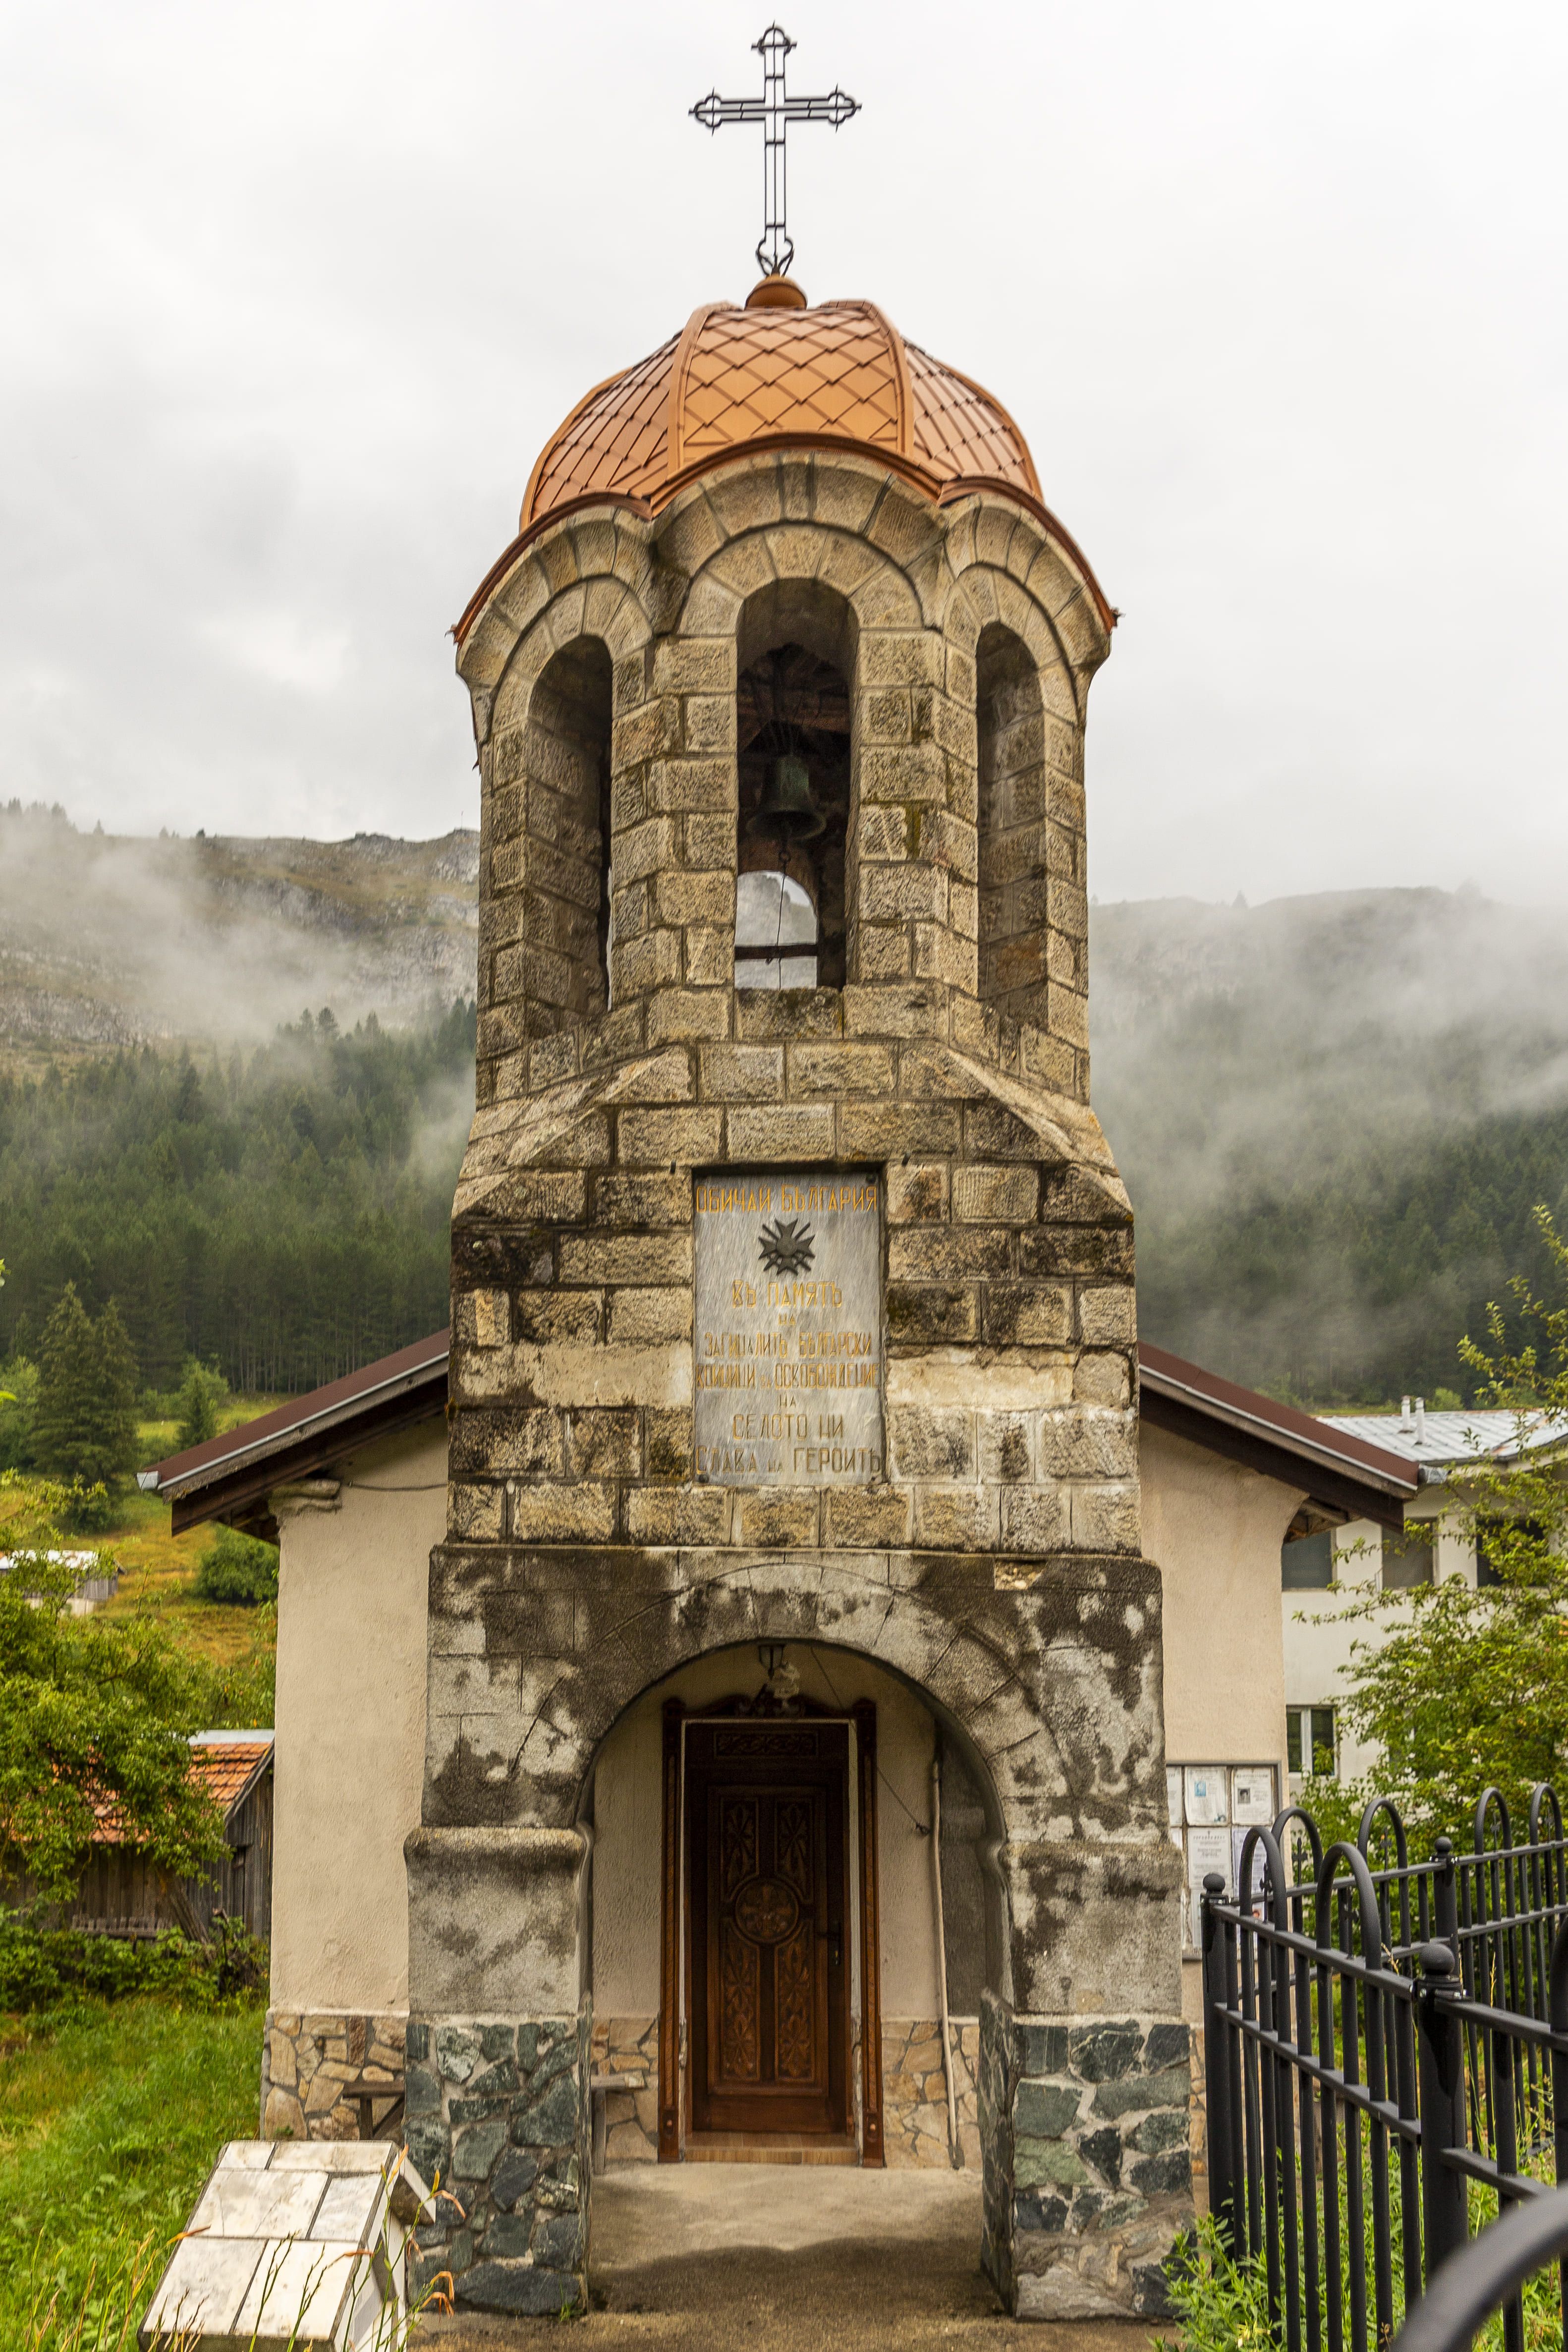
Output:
top-left (828, 1923), bottom-right (842, 1968)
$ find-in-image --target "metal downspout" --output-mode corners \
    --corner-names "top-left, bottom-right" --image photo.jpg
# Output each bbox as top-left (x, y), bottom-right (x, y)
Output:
top-left (931, 1750), bottom-right (961, 2168)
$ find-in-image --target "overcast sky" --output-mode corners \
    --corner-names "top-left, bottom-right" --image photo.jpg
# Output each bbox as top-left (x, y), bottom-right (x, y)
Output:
top-left (1, 1), bottom-right (1563, 904)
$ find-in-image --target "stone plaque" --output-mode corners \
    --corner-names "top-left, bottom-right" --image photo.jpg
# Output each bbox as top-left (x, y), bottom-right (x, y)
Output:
top-left (693, 1173), bottom-right (883, 1485)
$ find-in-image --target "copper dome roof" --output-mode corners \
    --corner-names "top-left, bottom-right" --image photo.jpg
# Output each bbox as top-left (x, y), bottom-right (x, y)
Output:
top-left (519, 280), bottom-right (1045, 534)
top-left (454, 279), bottom-right (1115, 645)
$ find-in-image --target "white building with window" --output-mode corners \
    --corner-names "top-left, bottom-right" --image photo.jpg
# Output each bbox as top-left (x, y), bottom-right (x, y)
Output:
top-left (1281, 1401), bottom-right (1567, 1785)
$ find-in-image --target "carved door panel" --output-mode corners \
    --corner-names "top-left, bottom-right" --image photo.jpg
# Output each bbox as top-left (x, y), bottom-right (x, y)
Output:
top-left (686, 1723), bottom-right (848, 2137)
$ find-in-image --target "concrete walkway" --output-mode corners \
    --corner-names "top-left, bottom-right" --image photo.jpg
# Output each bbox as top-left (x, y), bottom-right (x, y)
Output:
top-left (419, 2167), bottom-right (1163, 2351)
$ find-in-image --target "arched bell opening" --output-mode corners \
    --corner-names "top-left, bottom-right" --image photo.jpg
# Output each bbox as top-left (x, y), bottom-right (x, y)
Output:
top-left (577, 1638), bottom-right (1007, 2171)
top-left (734, 582), bottom-right (856, 991)
top-left (521, 635), bottom-right (614, 1026)
top-left (976, 620), bottom-right (1048, 1025)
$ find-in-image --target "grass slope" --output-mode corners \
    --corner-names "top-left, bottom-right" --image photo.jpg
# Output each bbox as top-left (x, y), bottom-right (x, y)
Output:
top-left (92, 1407), bottom-right (286, 1677)
top-left (0, 1996), bottom-right (266, 2342)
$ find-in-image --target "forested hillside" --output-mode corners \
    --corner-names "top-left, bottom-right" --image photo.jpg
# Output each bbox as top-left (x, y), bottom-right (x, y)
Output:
top-left (1093, 890), bottom-right (1568, 1403)
top-left (3, 821), bottom-right (1567, 1411)
top-left (0, 1002), bottom-right (473, 1394)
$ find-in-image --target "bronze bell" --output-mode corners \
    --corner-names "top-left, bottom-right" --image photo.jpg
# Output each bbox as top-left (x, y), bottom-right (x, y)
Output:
top-left (749, 752), bottom-right (825, 843)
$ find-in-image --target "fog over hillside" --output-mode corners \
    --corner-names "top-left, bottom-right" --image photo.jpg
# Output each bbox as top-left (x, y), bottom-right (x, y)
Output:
top-left (3, 809), bottom-right (1565, 1402)
top-left (0, 804), bottom-right (478, 1055)
top-left (1092, 890), bottom-right (1568, 1399)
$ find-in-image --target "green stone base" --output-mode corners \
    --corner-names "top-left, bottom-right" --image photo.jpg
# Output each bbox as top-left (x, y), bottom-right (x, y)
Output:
top-left (403, 2007), bottom-right (592, 2315)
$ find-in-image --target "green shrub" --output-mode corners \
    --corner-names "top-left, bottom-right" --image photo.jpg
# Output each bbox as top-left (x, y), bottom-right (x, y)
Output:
top-left (61, 1480), bottom-right (113, 1534)
top-left (1154, 2214), bottom-right (1270, 2352)
top-left (194, 1524), bottom-right (279, 1605)
top-left (0, 1909), bottom-right (266, 2015)
top-left (0, 1541), bottom-right (227, 1898)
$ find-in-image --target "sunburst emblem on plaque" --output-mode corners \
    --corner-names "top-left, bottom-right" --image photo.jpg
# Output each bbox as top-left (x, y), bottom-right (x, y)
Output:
top-left (757, 1217), bottom-right (816, 1278)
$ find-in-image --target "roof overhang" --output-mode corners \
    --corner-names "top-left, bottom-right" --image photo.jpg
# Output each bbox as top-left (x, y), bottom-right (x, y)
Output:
top-left (141, 1327), bottom-right (1421, 1541)
top-left (141, 1333), bottom-right (450, 1536)
top-left (1139, 1344), bottom-right (1419, 1532)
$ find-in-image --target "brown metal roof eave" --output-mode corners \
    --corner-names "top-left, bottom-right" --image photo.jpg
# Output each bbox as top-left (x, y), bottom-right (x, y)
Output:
top-left (1138, 1345), bottom-right (1419, 1530)
top-left (1140, 1343), bottom-right (1419, 1485)
top-left (1140, 1385), bottom-right (1410, 1533)
top-left (168, 1375), bottom-right (450, 1535)
top-left (148, 1332), bottom-right (451, 1503)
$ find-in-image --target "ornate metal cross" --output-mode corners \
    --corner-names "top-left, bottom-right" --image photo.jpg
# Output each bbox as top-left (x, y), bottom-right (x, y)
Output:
top-left (692, 26), bottom-right (860, 280)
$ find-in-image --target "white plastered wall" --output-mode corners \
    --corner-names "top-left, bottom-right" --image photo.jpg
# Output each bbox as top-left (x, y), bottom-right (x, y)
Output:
top-left (1282, 1492), bottom-right (1460, 1784)
top-left (269, 1421), bottom-right (442, 2013)
top-left (1139, 1419), bottom-right (1301, 2020)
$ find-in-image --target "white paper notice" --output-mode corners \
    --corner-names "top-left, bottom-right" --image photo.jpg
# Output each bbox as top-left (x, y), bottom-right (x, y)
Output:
top-left (1184, 1767), bottom-right (1229, 1826)
top-left (1231, 1767), bottom-right (1277, 1826)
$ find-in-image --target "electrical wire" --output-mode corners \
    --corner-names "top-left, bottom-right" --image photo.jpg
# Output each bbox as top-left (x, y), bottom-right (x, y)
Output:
top-left (805, 1642), bottom-right (930, 1836)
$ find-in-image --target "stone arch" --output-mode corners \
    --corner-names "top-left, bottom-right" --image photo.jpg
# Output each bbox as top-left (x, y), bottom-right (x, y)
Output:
top-left (580, 1632), bottom-right (1011, 2165)
top-left (658, 478), bottom-right (951, 993)
top-left (458, 507), bottom-right (655, 712)
top-left (461, 519), bottom-right (658, 1104)
top-left (944, 562), bottom-right (1081, 728)
top-left (941, 498), bottom-right (1112, 701)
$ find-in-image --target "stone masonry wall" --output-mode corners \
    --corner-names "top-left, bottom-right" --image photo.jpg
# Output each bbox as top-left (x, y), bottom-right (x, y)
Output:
top-left (404, 2011), bottom-right (592, 2318)
top-left (448, 452), bottom-right (1138, 1567)
top-left (413, 444), bottom-right (1187, 2314)
top-left (884, 2017), bottom-right (981, 2168)
top-left (980, 1991), bottom-right (1193, 2321)
top-left (261, 2008), bottom-right (406, 2141)
top-left (457, 458), bottom-right (1107, 1120)
top-left (591, 2016), bottom-right (660, 2164)
top-left (448, 1057), bottom-right (1138, 1564)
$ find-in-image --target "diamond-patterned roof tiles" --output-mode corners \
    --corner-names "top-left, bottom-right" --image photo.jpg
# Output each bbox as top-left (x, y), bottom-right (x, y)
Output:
top-left (520, 289), bottom-right (1041, 530)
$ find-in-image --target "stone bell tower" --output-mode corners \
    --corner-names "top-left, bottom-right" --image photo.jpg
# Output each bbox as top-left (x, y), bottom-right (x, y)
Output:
top-left (404, 274), bottom-right (1189, 2321)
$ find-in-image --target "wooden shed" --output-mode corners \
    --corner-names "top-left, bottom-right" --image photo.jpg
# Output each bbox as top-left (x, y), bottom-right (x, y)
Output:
top-left (70, 1731), bottom-right (275, 1944)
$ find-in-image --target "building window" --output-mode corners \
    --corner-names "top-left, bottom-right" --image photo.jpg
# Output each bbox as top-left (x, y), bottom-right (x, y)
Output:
top-left (1476, 1515), bottom-right (1549, 1588)
top-left (734, 871), bottom-right (819, 989)
top-left (1281, 1528), bottom-right (1334, 1589)
top-left (1382, 1525), bottom-right (1434, 1590)
top-left (1286, 1706), bottom-right (1337, 1778)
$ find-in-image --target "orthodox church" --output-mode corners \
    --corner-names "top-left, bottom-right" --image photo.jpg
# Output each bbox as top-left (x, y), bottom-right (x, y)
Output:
top-left (150, 168), bottom-right (1415, 2324)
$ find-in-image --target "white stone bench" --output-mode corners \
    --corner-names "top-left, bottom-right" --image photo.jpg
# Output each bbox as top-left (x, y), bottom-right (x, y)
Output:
top-left (139, 2139), bottom-right (433, 2349)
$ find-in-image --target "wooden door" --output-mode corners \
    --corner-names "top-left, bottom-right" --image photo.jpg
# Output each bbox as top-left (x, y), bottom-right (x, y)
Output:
top-left (686, 1722), bottom-right (849, 2137)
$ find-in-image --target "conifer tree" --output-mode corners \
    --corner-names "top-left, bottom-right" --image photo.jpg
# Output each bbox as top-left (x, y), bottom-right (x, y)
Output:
top-left (32, 1283), bottom-right (140, 1486)
top-left (175, 1360), bottom-right (221, 1449)
top-left (97, 1297), bottom-right (140, 1478)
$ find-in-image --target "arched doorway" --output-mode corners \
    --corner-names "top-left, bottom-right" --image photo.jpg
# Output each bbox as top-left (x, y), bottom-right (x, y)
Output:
top-left (583, 1640), bottom-right (1005, 2172)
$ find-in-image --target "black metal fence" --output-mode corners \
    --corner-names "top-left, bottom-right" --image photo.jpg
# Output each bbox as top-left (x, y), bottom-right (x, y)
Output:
top-left (1202, 1786), bottom-right (1568, 2352)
